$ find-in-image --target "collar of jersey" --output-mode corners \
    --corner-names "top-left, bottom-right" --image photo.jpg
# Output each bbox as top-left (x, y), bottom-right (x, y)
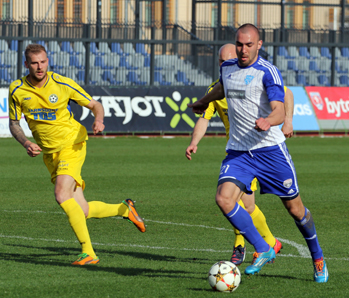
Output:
top-left (25, 73), bottom-right (51, 89)
top-left (236, 56), bottom-right (260, 69)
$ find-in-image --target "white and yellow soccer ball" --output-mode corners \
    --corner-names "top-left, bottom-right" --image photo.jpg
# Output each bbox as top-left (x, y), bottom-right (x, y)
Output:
top-left (208, 261), bottom-right (241, 293)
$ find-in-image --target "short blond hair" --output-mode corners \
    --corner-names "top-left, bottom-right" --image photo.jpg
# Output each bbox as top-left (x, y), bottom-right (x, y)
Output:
top-left (25, 44), bottom-right (47, 62)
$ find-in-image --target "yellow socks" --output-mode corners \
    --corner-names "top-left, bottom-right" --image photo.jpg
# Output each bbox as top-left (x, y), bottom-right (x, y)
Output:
top-left (87, 201), bottom-right (129, 219)
top-left (233, 200), bottom-right (246, 247)
top-left (60, 198), bottom-right (96, 258)
top-left (250, 204), bottom-right (276, 248)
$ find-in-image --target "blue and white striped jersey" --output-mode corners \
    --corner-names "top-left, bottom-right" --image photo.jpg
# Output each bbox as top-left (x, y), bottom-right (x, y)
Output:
top-left (219, 56), bottom-right (286, 151)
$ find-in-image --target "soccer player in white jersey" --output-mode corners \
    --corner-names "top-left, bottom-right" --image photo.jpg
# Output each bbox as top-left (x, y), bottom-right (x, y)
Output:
top-left (186, 44), bottom-right (288, 266)
top-left (188, 24), bottom-right (328, 283)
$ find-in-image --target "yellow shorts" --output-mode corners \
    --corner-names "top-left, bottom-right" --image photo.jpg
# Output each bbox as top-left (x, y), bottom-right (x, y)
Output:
top-left (43, 141), bottom-right (86, 189)
top-left (251, 177), bottom-right (258, 192)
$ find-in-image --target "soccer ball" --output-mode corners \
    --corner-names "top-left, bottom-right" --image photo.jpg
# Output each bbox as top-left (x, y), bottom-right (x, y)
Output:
top-left (208, 261), bottom-right (241, 293)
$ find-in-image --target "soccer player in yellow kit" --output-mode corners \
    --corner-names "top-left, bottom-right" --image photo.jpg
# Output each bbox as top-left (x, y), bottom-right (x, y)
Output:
top-left (9, 44), bottom-right (146, 265)
top-left (186, 43), bottom-right (294, 265)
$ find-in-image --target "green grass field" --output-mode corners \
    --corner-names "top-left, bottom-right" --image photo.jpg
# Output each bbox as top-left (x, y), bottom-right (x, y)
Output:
top-left (0, 136), bottom-right (348, 297)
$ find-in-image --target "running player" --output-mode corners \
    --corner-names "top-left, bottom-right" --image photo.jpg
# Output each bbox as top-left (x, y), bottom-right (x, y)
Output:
top-left (186, 43), bottom-right (294, 266)
top-left (188, 24), bottom-right (328, 283)
top-left (9, 44), bottom-right (146, 265)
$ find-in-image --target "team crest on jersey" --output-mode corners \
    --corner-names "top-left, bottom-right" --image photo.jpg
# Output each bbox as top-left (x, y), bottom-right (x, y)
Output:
top-left (283, 178), bottom-right (293, 188)
top-left (244, 75), bottom-right (254, 85)
top-left (49, 94), bottom-right (58, 103)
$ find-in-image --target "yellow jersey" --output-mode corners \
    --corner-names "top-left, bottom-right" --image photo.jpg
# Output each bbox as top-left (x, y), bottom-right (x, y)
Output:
top-left (202, 79), bottom-right (230, 141)
top-left (202, 80), bottom-right (288, 142)
top-left (9, 72), bottom-right (92, 154)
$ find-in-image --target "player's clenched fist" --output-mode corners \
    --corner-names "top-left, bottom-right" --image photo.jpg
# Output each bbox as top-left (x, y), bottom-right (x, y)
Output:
top-left (254, 117), bottom-right (271, 132)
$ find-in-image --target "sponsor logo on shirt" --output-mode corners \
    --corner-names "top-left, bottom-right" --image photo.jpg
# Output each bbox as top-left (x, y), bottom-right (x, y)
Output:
top-left (24, 97), bottom-right (31, 100)
top-left (28, 108), bottom-right (57, 121)
top-left (227, 89), bottom-right (245, 100)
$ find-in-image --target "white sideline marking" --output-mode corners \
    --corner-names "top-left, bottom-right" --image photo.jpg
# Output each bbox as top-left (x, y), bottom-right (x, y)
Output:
top-left (2, 210), bottom-right (346, 261)
top-left (0, 233), bottom-right (347, 261)
top-left (144, 219), bottom-right (311, 258)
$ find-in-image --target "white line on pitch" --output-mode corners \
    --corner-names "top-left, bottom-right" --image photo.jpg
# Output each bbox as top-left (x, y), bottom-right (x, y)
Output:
top-left (0, 234), bottom-right (347, 262)
top-left (1, 210), bottom-right (336, 261)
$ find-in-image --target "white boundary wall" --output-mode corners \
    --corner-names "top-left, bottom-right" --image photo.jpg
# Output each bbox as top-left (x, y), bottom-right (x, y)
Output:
top-left (0, 88), bottom-right (32, 137)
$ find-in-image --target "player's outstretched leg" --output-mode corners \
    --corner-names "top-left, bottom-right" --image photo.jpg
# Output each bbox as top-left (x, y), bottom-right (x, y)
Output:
top-left (123, 199), bottom-right (146, 232)
top-left (87, 199), bottom-right (146, 232)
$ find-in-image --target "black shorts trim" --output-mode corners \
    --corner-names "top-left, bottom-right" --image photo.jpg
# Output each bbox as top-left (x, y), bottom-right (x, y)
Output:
top-left (279, 192), bottom-right (299, 201)
top-left (217, 177), bottom-right (252, 195)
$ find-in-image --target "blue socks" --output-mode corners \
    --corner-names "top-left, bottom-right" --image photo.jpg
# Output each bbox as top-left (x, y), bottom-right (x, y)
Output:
top-left (225, 203), bottom-right (270, 253)
top-left (295, 207), bottom-right (323, 260)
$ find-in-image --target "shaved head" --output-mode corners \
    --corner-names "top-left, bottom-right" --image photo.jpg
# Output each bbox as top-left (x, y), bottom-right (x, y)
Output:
top-left (235, 23), bottom-right (262, 67)
top-left (218, 43), bottom-right (237, 66)
top-left (236, 23), bottom-right (260, 40)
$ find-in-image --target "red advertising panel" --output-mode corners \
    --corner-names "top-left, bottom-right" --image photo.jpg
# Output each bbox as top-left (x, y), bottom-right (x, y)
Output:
top-left (305, 87), bottom-right (349, 120)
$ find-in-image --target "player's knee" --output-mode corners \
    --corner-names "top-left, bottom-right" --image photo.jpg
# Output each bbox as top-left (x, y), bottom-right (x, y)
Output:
top-left (215, 193), bottom-right (235, 212)
top-left (54, 187), bottom-right (71, 204)
top-left (215, 194), bottom-right (226, 208)
top-left (283, 197), bottom-right (305, 220)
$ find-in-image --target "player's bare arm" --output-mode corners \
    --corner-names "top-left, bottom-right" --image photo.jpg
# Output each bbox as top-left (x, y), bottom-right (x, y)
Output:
top-left (255, 101), bottom-right (285, 132)
top-left (85, 99), bottom-right (105, 135)
top-left (9, 119), bottom-right (42, 157)
top-left (186, 117), bottom-right (209, 160)
top-left (188, 83), bottom-right (224, 114)
top-left (281, 88), bottom-right (294, 138)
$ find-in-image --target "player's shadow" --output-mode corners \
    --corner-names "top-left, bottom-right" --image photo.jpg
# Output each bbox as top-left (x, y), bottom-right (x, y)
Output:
top-left (115, 249), bottom-right (210, 264)
top-left (4, 242), bottom-right (209, 263)
top-left (0, 243), bottom-right (207, 278)
top-left (243, 273), bottom-right (312, 282)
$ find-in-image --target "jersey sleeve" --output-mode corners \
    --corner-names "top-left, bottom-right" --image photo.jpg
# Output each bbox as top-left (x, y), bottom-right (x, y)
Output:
top-left (8, 81), bottom-right (23, 121)
top-left (67, 78), bottom-right (92, 106)
top-left (262, 67), bottom-right (285, 103)
top-left (53, 74), bottom-right (92, 106)
top-left (202, 101), bottom-right (216, 120)
top-left (202, 80), bottom-right (218, 120)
